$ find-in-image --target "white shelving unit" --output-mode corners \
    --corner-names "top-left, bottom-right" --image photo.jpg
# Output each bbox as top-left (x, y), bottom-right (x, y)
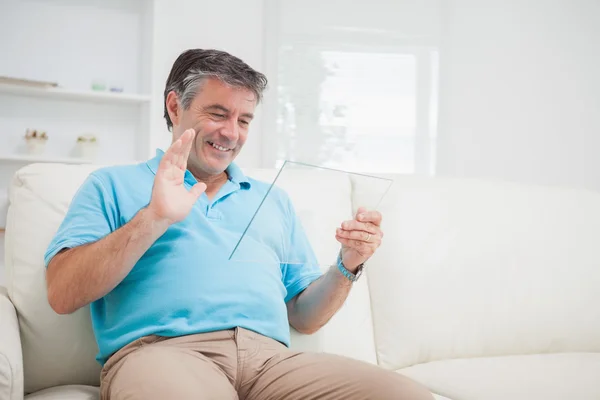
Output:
top-left (0, 83), bottom-right (151, 105)
top-left (0, 0), bottom-right (157, 228)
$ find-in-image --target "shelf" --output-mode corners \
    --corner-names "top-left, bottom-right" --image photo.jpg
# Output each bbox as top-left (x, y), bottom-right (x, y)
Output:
top-left (0, 83), bottom-right (152, 104)
top-left (0, 154), bottom-right (93, 165)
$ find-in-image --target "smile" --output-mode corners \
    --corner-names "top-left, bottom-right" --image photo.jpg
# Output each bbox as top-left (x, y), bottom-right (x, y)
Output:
top-left (207, 141), bottom-right (231, 152)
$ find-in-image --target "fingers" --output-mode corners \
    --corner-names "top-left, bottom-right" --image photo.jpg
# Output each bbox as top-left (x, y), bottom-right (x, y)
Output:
top-left (340, 220), bottom-right (380, 235)
top-left (336, 227), bottom-right (382, 244)
top-left (335, 236), bottom-right (376, 257)
top-left (338, 207), bottom-right (384, 244)
top-left (162, 137), bottom-right (182, 164)
top-left (356, 206), bottom-right (367, 218)
top-left (179, 129), bottom-right (195, 167)
top-left (356, 209), bottom-right (382, 226)
top-left (162, 129), bottom-right (195, 170)
top-left (189, 182), bottom-right (207, 200)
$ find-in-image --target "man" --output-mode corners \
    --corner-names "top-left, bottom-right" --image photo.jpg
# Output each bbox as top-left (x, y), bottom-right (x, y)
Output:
top-left (45, 49), bottom-right (433, 400)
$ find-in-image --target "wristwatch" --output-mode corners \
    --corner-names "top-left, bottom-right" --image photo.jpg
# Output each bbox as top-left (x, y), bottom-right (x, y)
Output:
top-left (336, 251), bottom-right (364, 283)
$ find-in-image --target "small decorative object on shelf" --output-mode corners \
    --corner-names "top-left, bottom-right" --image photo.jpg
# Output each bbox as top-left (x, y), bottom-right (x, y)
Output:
top-left (76, 134), bottom-right (98, 159)
top-left (91, 79), bottom-right (107, 91)
top-left (24, 129), bottom-right (48, 155)
top-left (109, 83), bottom-right (124, 93)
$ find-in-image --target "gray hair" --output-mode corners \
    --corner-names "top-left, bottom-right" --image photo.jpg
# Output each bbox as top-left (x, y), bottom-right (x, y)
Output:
top-left (163, 49), bottom-right (268, 130)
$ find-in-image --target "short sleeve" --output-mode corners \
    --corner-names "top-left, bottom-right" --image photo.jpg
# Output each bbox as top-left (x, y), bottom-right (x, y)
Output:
top-left (44, 173), bottom-right (117, 267)
top-left (280, 196), bottom-right (323, 303)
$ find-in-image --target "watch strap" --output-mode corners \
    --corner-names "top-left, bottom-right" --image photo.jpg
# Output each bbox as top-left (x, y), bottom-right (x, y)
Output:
top-left (336, 252), bottom-right (364, 283)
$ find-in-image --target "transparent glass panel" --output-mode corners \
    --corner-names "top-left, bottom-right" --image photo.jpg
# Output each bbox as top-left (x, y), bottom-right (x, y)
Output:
top-left (229, 161), bottom-right (393, 267)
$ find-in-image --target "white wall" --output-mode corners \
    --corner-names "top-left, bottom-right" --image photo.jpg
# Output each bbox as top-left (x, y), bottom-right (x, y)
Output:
top-left (436, 0), bottom-right (600, 192)
top-left (147, 0), bottom-right (265, 168)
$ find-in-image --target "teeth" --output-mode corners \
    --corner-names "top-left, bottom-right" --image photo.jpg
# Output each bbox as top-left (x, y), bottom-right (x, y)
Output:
top-left (209, 141), bottom-right (230, 152)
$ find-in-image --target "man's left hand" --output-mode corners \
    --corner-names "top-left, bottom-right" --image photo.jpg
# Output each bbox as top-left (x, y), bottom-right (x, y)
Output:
top-left (335, 207), bottom-right (384, 273)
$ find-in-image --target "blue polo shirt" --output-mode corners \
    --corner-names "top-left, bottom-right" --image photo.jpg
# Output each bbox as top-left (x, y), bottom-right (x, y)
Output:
top-left (44, 149), bottom-right (323, 365)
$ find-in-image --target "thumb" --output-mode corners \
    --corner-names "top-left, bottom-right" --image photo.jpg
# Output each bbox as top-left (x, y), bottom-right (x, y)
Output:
top-left (189, 182), bottom-right (207, 200)
top-left (356, 206), bottom-right (367, 218)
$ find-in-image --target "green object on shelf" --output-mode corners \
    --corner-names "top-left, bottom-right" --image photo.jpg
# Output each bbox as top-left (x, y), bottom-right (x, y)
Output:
top-left (91, 81), bottom-right (106, 91)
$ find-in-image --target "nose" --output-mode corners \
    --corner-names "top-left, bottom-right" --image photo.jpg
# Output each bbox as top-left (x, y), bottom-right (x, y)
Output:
top-left (219, 117), bottom-right (239, 144)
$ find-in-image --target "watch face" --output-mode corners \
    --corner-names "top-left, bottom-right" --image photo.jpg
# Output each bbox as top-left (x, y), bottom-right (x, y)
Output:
top-left (355, 266), bottom-right (364, 279)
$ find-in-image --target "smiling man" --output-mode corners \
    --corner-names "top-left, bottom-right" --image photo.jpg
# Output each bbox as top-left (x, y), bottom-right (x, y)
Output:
top-left (44, 49), bottom-right (433, 400)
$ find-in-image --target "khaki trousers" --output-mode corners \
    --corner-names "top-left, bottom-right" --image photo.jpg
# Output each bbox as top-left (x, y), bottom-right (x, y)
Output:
top-left (100, 327), bottom-right (433, 400)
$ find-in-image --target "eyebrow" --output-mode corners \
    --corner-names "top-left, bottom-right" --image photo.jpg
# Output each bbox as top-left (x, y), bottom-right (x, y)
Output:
top-left (204, 104), bottom-right (254, 120)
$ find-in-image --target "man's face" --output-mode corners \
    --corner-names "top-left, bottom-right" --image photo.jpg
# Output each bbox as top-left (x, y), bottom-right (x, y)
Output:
top-left (169, 78), bottom-right (257, 177)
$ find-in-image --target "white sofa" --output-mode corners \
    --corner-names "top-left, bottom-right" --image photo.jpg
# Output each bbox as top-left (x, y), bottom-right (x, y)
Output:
top-left (1, 162), bottom-right (600, 400)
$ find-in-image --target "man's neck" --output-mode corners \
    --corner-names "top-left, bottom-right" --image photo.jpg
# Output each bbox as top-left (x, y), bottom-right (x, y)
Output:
top-left (190, 169), bottom-right (229, 200)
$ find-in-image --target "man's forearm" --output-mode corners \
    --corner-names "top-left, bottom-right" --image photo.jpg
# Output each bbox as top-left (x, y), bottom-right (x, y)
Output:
top-left (287, 265), bottom-right (355, 334)
top-left (46, 207), bottom-right (170, 314)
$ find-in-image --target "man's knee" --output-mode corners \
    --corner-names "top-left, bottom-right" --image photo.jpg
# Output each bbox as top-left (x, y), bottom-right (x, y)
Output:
top-left (277, 352), bottom-right (433, 400)
top-left (341, 360), bottom-right (434, 400)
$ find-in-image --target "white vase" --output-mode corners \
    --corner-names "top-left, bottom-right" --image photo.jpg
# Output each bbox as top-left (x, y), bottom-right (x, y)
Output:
top-left (25, 139), bottom-right (46, 155)
top-left (76, 141), bottom-right (98, 160)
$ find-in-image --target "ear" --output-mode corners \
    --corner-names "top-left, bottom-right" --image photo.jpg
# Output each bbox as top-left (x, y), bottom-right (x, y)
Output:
top-left (165, 91), bottom-right (181, 127)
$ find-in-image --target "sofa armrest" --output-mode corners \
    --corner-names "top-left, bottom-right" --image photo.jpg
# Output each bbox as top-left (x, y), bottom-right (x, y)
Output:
top-left (0, 286), bottom-right (24, 400)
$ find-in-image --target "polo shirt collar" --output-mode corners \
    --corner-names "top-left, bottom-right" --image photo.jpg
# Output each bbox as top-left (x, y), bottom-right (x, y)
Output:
top-left (146, 149), bottom-right (251, 189)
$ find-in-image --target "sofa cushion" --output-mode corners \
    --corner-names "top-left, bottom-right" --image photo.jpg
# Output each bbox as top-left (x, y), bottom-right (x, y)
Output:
top-left (6, 162), bottom-right (376, 393)
top-left (354, 175), bottom-right (600, 370)
top-left (398, 353), bottom-right (600, 400)
top-left (432, 395), bottom-right (453, 400)
top-left (25, 385), bottom-right (99, 400)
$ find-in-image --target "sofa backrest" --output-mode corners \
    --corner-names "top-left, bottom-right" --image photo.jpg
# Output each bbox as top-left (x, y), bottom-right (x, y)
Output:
top-left (5, 163), bottom-right (377, 393)
top-left (6, 164), bottom-right (104, 394)
top-left (355, 174), bottom-right (600, 371)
